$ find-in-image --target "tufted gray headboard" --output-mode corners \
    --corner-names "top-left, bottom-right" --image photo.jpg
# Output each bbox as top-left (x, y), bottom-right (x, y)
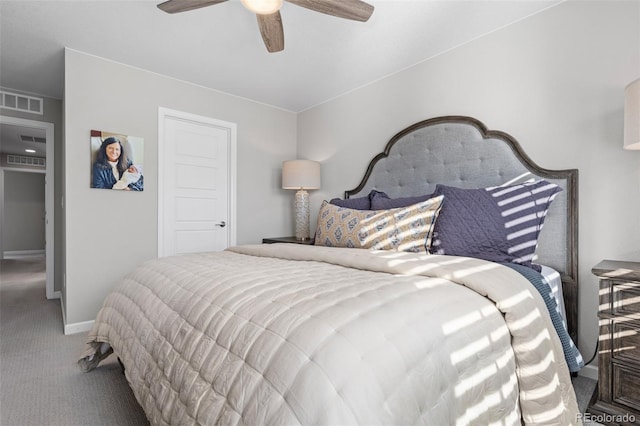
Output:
top-left (345, 116), bottom-right (578, 342)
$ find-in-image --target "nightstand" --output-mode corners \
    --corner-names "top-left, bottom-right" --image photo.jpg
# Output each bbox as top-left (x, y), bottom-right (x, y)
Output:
top-left (588, 260), bottom-right (640, 425)
top-left (262, 236), bottom-right (314, 245)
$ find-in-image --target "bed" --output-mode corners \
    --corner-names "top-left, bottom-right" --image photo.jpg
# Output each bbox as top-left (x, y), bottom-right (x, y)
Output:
top-left (80, 116), bottom-right (583, 425)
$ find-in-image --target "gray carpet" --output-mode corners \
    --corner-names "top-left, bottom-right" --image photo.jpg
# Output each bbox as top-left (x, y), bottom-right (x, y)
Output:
top-left (0, 256), bottom-right (148, 426)
top-left (0, 255), bottom-right (598, 425)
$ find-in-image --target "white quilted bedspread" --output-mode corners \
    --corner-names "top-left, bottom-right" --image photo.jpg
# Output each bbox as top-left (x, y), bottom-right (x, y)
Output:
top-left (81, 244), bottom-right (580, 426)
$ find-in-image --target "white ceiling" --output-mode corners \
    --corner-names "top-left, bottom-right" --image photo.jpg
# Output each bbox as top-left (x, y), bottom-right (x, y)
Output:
top-left (0, 0), bottom-right (561, 158)
top-left (1, 0), bottom-right (561, 113)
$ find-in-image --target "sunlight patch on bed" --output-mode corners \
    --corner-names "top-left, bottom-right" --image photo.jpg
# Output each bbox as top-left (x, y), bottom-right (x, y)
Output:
top-left (512, 328), bottom-right (552, 353)
top-left (384, 259), bottom-right (438, 272)
top-left (373, 251), bottom-right (498, 278)
top-left (509, 309), bottom-right (543, 331)
top-left (494, 407), bottom-right (521, 426)
top-left (411, 277), bottom-right (449, 289)
top-left (523, 373), bottom-right (562, 403)
top-left (490, 323), bottom-right (510, 344)
top-left (455, 387), bottom-right (511, 426)
top-left (508, 312), bottom-right (546, 337)
top-left (442, 304), bottom-right (497, 336)
top-left (494, 342), bottom-right (515, 370)
top-left (526, 399), bottom-right (567, 425)
top-left (518, 350), bottom-right (556, 379)
top-left (445, 263), bottom-right (503, 281)
top-left (374, 251), bottom-right (412, 259)
top-left (373, 253), bottom-right (458, 277)
top-left (501, 371), bottom-right (519, 400)
top-left (449, 336), bottom-right (490, 366)
top-left (497, 289), bottom-right (532, 310)
top-left (373, 250), bottom-right (427, 262)
top-left (442, 310), bottom-right (483, 335)
top-left (454, 361), bottom-right (497, 397)
top-left (436, 257), bottom-right (478, 266)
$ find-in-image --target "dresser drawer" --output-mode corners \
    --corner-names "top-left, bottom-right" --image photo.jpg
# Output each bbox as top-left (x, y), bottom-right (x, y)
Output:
top-left (613, 362), bottom-right (640, 412)
top-left (612, 321), bottom-right (640, 365)
top-left (612, 281), bottom-right (640, 316)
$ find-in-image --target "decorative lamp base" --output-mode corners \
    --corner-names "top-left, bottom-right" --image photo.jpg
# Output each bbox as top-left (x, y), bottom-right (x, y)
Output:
top-left (294, 189), bottom-right (310, 240)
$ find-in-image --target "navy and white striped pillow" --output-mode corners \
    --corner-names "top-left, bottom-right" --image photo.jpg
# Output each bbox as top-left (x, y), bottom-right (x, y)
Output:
top-left (430, 181), bottom-right (561, 271)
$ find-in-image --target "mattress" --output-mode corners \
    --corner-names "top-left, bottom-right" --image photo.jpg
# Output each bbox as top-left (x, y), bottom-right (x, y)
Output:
top-left (80, 244), bottom-right (581, 425)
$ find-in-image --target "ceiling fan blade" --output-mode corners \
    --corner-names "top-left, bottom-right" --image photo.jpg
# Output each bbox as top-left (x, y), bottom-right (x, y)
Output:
top-left (285, 0), bottom-right (374, 22)
top-left (257, 12), bottom-right (284, 53)
top-left (157, 0), bottom-right (228, 14)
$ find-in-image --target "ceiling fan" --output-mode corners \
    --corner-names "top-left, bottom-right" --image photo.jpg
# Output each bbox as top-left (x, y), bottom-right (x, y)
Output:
top-left (157, 0), bottom-right (374, 53)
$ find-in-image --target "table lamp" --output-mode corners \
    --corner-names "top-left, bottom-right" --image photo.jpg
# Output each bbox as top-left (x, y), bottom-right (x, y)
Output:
top-left (282, 160), bottom-right (321, 240)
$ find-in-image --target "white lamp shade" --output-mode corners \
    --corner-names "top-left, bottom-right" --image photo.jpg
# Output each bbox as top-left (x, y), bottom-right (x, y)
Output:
top-left (282, 160), bottom-right (321, 190)
top-left (624, 78), bottom-right (640, 150)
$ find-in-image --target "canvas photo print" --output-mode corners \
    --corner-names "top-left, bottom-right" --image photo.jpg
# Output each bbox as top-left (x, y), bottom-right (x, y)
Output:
top-left (90, 130), bottom-right (144, 191)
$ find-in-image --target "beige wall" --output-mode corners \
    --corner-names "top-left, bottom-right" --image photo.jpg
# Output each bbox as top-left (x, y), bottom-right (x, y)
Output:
top-left (64, 49), bottom-right (297, 326)
top-left (297, 0), bottom-right (640, 377)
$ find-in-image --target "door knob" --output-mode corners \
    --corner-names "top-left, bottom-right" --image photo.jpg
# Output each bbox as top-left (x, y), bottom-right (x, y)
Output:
top-left (215, 221), bottom-right (226, 228)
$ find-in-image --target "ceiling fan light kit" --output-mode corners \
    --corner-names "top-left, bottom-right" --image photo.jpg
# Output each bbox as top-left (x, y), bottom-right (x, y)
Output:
top-left (157, 0), bottom-right (374, 53)
top-left (240, 0), bottom-right (283, 15)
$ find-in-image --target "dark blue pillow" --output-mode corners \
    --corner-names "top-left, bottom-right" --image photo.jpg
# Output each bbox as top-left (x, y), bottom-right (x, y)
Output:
top-left (371, 192), bottom-right (434, 210)
top-left (329, 196), bottom-right (371, 210)
top-left (329, 189), bottom-right (388, 210)
top-left (430, 181), bottom-right (561, 271)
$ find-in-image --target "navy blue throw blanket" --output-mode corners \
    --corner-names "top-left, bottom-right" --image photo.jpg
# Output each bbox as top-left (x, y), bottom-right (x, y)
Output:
top-left (501, 263), bottom-right (584, 373)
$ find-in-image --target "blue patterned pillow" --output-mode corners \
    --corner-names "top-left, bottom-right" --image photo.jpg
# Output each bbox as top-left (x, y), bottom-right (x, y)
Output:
top-left (430, 181), bottom-right (561, 271)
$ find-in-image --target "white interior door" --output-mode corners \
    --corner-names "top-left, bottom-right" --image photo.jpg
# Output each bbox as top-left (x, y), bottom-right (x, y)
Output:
top-left (158, 108), bottom-right (236, 257)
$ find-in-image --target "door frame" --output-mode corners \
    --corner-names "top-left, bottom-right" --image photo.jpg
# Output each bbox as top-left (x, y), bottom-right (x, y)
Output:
top-left (157, 107), bottom-right (237, 257)
top-left (0, 115), bottom-right (56, 299)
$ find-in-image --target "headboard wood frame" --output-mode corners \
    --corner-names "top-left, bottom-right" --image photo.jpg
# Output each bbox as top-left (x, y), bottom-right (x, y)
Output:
top-left (344, 115), bottom-right (579, 343)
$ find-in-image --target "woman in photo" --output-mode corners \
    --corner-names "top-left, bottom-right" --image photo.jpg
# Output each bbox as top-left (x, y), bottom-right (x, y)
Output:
top-left (91, 136), bottom-right (143, 191)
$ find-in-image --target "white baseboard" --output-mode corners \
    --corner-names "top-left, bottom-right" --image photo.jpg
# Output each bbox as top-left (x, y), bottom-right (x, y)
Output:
top-left (64, 319), bottom-right (94, 335)
top-left (579, 364), bottom-right (598, 381)
top-left (4, 249), bottom-right (45, 259)
top-left (60, 296), bottom-right (95, 335)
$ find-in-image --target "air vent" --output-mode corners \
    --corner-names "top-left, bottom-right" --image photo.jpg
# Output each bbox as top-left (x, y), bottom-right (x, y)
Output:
top-left (7, 154), bottom-right (46, 167)
top-left (0, 90), bottom-right (43, 115)
top-left (19, 134), bottom-right (46, 144)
